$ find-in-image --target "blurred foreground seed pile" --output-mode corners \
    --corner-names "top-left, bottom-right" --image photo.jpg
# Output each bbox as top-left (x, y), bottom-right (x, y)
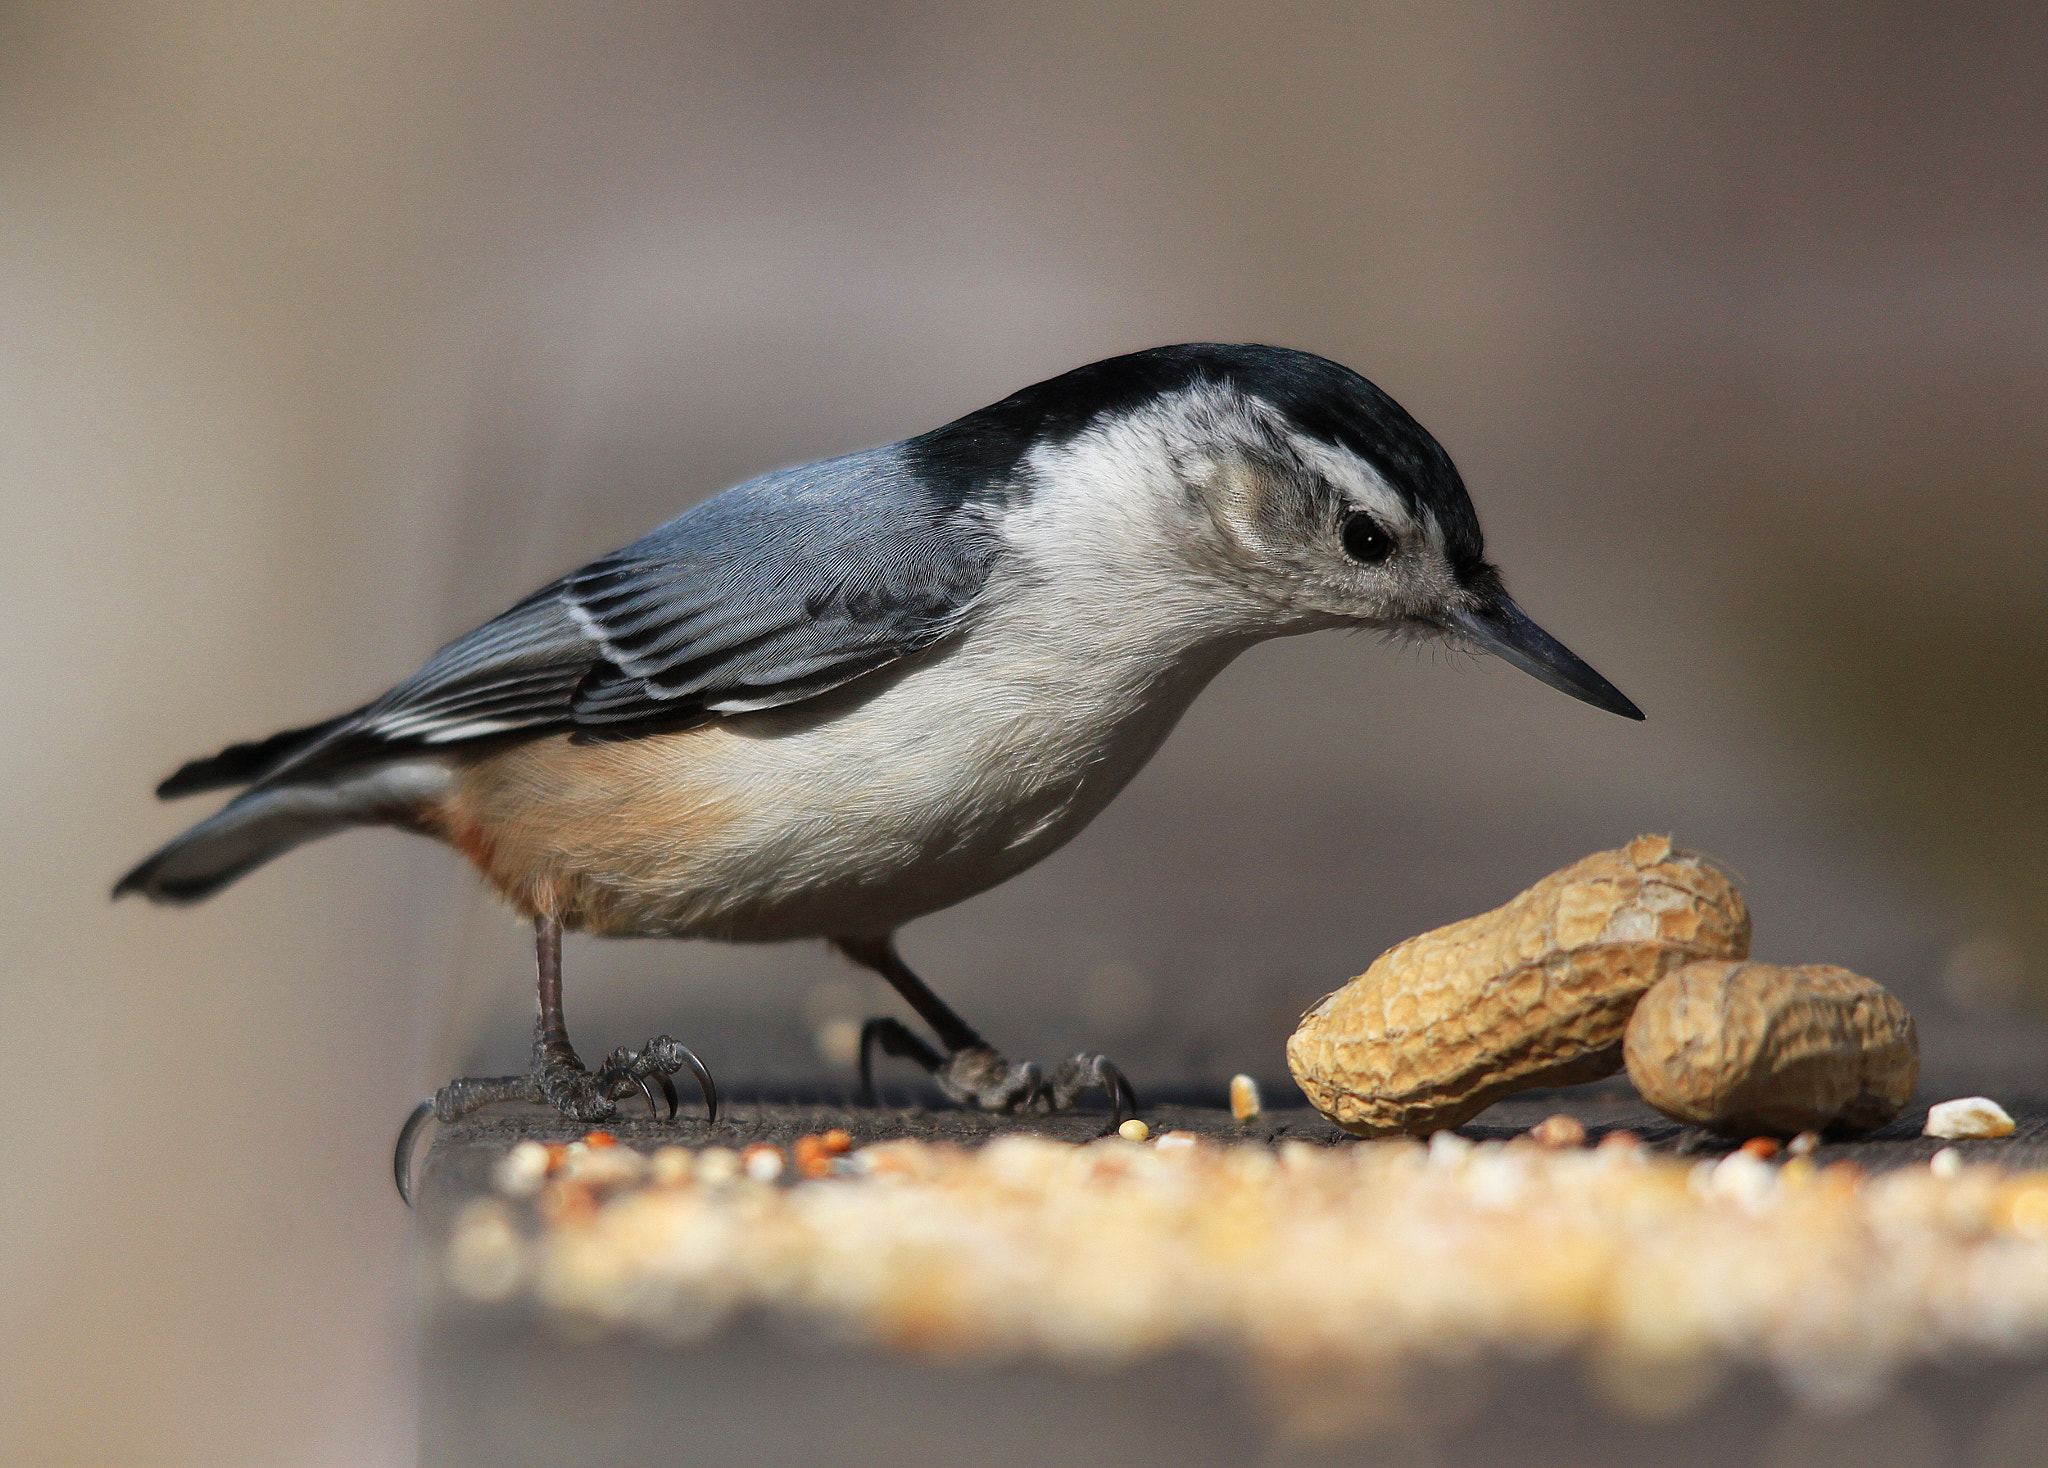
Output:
top-left (444, 1128), bottom-right (2048, 1423)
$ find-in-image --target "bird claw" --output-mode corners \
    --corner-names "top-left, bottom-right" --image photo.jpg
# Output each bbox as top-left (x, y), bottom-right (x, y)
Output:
top-left (394, 1098), bottom-right (436, 1208)
top-left (627, 1035), bottom-right (718, 1124)
top-left (634, 1074), bottom-right (669, 1119)
top-left (1048, 1052), bottom-right (1139, 1133)
top-left (392, 1032), bottom-right (718, 1208)
top-left (855, 1020), bottom-right (1133, 1125)
top-left (934, 1047), bottom-right (1040, 1111)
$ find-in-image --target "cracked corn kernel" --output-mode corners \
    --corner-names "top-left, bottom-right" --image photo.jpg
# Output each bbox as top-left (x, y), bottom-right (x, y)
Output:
top-left (793, 1135), bottom-right (834, 1179)
top-left (1118, 1118), bottom-right (1150, 1142)
top-left (1229, 1074), bottom-right (1262, 1122)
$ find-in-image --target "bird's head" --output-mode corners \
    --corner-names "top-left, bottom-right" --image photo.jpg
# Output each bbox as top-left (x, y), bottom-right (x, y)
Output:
top-left (918, 343), bottom-right (1642, 720)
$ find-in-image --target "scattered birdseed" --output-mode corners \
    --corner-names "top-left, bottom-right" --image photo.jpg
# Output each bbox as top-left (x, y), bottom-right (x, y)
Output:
top-left (1788, 1131), bottom-right (1822, 1157)
top-left (792, 1135), bottom-right (834, 1179)
top-left (561, 1140), bottom-right (645, 1188)
top-left (493, 1139), bottom-right (552, 1198)
top-left (446, 1130), bottom-right (2048, 1422)
top-left (694, 1147), bottom-right (740, 1185)
top-left (649, 1146), bottom-right (694, 1187)
top-left (1118, 1118), bottom-right (1150, 1142)
top-left (1528, 1113), bottom-right (1587, 1148)
top-left (1229, 1074), bottom-right (1263, 1123)
top-left (1926, 1096), bottom-right (2017, 1140)
top-left (1930, 1148), bottom-right (1963, 1179)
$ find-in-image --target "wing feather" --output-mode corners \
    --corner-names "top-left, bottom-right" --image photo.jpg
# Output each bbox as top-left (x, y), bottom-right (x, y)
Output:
top-left (240, 444), bottom-right (1000, 784)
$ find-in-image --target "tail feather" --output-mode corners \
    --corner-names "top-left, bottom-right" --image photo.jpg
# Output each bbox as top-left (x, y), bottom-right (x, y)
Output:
top-left (155, 711), bottom-right (363, 799)
top-left (115, 760), bottom-right (454, 904)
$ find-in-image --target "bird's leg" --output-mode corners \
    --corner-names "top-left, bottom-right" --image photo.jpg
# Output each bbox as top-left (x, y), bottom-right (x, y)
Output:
top-left (393, 914), bottom-right (716, 1205)
top-left (834, 934), bottom-right (1136, 1126)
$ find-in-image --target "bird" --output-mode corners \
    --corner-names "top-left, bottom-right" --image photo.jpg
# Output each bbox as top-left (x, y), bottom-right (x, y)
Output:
top-left (116, 342), bottom-right (1642, 1193)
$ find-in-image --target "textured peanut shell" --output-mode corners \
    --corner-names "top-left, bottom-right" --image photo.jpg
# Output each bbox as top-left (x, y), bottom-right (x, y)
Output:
top-left (1287, 835), bottom-right (1750, 1137)
top-left (1624, 961), bottom-right (1918, 1137)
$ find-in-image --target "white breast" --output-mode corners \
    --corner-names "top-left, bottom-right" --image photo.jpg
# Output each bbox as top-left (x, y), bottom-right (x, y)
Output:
top-left (637, 567), bottom-right (1243, 940)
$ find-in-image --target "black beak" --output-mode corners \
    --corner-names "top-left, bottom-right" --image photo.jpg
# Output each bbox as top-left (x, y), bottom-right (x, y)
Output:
top-left (1445, 595), bottom-right (1645, 720)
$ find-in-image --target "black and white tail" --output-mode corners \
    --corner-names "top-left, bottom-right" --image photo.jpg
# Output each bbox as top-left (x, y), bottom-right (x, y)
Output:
top-left (114, 719), bottom-right (451, 905)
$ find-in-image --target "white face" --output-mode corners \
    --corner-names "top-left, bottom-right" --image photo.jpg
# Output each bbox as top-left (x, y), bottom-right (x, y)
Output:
top-left (1050, 385), bottom-right (1478, 640)
top-left (1198, 418), bottom-right (1477, 634)
top-left (1006, 384), bottom-right (1487, 643)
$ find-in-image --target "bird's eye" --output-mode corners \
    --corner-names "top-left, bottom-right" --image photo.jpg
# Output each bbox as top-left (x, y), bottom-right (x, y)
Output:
top-left (1341, 512), bottom-right (1394, 565)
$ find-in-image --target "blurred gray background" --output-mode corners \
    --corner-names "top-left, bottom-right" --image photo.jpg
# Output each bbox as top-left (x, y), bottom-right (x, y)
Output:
top-left (5, 3), bottom-right (2046, 1464)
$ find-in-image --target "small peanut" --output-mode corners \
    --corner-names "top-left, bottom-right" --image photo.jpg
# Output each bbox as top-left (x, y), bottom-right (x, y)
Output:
top-left (1624, 961), bottom-right (1918, 1138)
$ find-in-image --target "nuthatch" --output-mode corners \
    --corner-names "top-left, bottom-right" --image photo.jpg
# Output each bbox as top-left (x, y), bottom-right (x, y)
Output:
top-left (116, 344), bottom-right (1641, 1196)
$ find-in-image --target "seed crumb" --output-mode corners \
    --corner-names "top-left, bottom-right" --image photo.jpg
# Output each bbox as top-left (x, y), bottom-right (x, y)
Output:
top-left (1528, 1113), bottom-right (1587, 1148)
top-left (1926, 1096), bottom-right (2016, 1140)
top-left (1229, 1074), bottom-right (1263, 1122)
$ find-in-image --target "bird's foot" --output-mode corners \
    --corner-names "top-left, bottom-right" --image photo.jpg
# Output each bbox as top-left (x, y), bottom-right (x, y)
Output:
top-left (857, 1018), bottom-right (1135, 1128)
top-left (1047, 1051), bottom-right (1139, 1120)
top-left (434, 1034), bottom-right (715, 1125)
top-left (394, 1032), bottom-right (716, 1205)
top-left (934, 1044), bottom-right (1043, 1111)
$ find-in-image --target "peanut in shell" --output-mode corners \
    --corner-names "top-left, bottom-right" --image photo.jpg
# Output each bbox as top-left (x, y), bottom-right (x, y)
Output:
top-left (1624, 960), bottom-right (1918, 1137)
top-left (1287, 835), bottom-right (1750, 1137)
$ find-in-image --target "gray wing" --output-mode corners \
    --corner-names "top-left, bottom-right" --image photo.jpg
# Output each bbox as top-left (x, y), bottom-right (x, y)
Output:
top-left (266, 445), bottom-right (1000, 780)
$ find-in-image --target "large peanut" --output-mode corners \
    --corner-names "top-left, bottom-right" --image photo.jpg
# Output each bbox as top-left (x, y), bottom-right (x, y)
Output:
top-left (1287, 835), bottom-right (1750, 1137)
top-left (1624, 960), bottom-right (1918, 1137)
